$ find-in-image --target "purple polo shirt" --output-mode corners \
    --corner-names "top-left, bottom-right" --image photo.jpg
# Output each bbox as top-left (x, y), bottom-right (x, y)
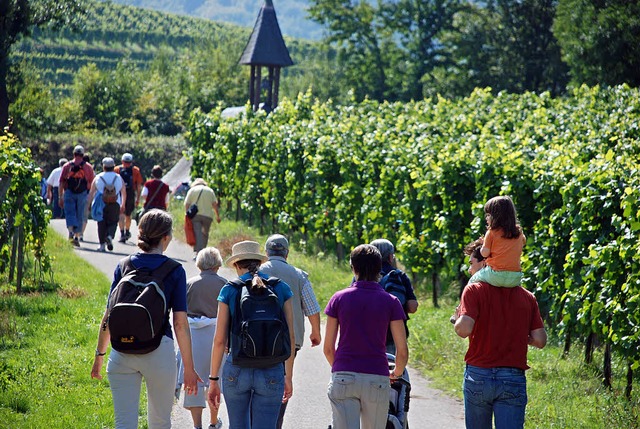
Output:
top-left (325, 281), bottom-right (406, 376)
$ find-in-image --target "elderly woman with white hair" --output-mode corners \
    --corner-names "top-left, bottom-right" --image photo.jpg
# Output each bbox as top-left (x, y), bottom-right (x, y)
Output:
top-left (184, 178), bottom-right (222, 259)
top-left (178, 247), bottom-right (228, 429)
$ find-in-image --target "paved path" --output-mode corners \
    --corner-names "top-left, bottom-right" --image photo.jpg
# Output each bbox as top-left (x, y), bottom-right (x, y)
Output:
top-left (51, 218), bottom-right (465, 428)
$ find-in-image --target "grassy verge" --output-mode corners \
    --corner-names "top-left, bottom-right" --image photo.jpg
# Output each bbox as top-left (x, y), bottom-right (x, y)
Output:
top-left (1, 213), bottom-right (638, 427)
top-left (0, 228), bottom-right (116, 427)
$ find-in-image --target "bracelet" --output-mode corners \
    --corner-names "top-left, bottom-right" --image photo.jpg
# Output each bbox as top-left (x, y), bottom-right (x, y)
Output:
top-left (95, 349), bottom-right (106, 356)
top-left (208, 376), bottom-right (219, 381)
top-left (391, 371), bottom-right (401, 378)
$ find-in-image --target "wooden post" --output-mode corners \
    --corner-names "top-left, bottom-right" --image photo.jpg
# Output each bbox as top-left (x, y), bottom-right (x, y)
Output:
top-left (254, 66), bottom-right (262, 111)
top-left (266, 66), bottom-right (274, 111)
top-left (16, 222), bottom-right (24, 294)
top-left (273, 67), bottom-right (281, 109)
top-left (249, 66), bottom-right (256, 110)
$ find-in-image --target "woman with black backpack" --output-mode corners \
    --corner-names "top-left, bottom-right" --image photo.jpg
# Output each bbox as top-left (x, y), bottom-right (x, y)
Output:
top-left (91, 209), bottom-right (201, 429)
top-left (207, 240), bottom-right (295, 429)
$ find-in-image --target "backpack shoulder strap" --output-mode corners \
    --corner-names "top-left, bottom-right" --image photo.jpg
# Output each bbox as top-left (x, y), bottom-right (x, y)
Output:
top-left (151, 258), bottom-right (181, 281)
top-left (119, 256), bottom-right (135, 277)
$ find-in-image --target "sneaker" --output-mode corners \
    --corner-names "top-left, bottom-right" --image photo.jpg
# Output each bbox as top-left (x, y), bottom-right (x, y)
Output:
top-left (97, 245), bottom-right (106, 252)
top-left (118, 235), bottom-right (127, 243)
top-left (72, 237), bottom-right (80, 247)
top-left (79, 234), bottom-right (84, 242)
top-left (125, 230), bottom-right (131, 240)
top-left (208, 419), bottom-right (223, 429)
top-left (106, 236), bottom-right (113, 251)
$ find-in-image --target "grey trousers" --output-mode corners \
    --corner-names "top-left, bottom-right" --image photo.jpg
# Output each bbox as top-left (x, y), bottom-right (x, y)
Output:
top-left (107, 336), bottom-right (176, 429)
top-left (328, 371), bottom-right (390, 429)
top-left (192, 214), bottom-right (213, 253)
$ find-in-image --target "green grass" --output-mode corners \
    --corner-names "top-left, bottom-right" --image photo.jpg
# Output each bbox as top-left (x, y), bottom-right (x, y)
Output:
top-left (1, 212), bottom-right (638, 427)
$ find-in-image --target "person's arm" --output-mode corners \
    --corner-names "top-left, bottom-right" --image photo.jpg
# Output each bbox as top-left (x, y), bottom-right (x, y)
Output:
top-left (213, 199), bottom-right (221, 223)
top-left (91, 309), bottom-right (111, 380)
top-left (135, 169), bottom-right (143, 206)
top-left (58, 166), bottom-right (67, 208)
top-left (173, 311), bottom-right (202, 395)
top-left (480, 229), bottom-right (491, 258)
top-left (87, 178), bottom-right (98, 211)
top-left (528, 327), bottom-right (547, 349)
top-left (119, 181), bottom-right (127, 214)
top-left (323, 315), bottom-right (338, 366)
top-left (282, 298), bottom-right (295, 403)
top-left (300, 278), bottom-right (321, 346)
top-left (208, 302), bottom-right (229, 412)
top-left (389, 319), bottom-right (408, 377)
top-left (164, 184), bottom-right (170, 207)
top-left (454, 314), bottom-right (475, 338)
top-left (405, 299), bottom-right (419, 314)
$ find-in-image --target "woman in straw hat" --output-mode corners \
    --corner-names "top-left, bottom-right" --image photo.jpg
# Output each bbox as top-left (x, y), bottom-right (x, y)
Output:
top-left (207, 241), bottom-right (295, 429)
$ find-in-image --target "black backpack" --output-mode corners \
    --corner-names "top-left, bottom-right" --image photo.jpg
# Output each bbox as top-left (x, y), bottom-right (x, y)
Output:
top-left (107, 256), bottom-right (180, 354)
top-left (228, 277), bottom-right (291, 368)
top-left (119, 166), bottom-right (134, 189)
top-left (380, 269), bottom-right (407, 306)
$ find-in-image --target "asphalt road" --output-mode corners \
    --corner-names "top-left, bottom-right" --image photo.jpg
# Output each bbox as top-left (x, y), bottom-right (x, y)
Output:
top-left (51, 218), bottom-right (465, 428)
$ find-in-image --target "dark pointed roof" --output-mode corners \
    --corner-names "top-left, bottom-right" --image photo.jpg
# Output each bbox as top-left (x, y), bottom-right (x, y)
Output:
top-left (239, 0), bottom-right (294, 67)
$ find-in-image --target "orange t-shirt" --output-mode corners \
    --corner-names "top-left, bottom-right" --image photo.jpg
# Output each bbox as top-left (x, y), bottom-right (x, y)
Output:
top-left (485, 228), bottom-right (525, 271)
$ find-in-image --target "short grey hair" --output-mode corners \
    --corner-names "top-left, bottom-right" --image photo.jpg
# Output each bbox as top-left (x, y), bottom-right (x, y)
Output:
top-left (196, 247), bottom-right (223, 271)
top-left (369, 238), bottom-right (395, 262)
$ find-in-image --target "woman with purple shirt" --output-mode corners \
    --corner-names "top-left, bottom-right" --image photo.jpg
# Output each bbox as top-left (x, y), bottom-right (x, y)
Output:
top-left (324, 244), bottom-right (409, 429)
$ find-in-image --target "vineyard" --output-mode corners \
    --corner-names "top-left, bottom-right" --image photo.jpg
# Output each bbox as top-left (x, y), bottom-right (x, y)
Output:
top-left (187, 85), bottom-right (640, 393)
top-left (10, 1), bottom-right (320, 95)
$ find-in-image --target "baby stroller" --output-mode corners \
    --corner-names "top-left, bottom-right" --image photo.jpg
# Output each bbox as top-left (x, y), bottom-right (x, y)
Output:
top-left (386, 353), bottom-right (411, 429)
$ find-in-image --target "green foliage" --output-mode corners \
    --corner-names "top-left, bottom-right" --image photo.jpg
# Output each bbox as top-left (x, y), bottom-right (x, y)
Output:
top-left (0, 131), bottom-right (51, 289)
top-left (187, 85), bottom-right (640, 376)
top-left (554, 0), bottom-right (640, 87)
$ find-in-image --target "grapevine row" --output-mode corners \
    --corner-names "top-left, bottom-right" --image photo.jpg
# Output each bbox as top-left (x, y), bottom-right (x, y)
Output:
top-left (187, 86), bottom-right (640, 385)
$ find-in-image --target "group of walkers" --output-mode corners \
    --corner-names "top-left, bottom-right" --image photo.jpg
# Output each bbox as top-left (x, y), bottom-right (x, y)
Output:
top-left (88, 194), bottom-right (547, 429)
top-left (52, 145), bottom-right (173, 252)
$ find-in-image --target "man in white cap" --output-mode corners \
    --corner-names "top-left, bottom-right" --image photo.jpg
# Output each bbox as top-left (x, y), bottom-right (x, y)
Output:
top-left (87, 157), bottom-right (126, 251)
top-left (114, 152), bottom-right (143, 242)
top-left (58, 145), bottom-right (95, 246)
top-left (260, 234), bottom-right (321, 429)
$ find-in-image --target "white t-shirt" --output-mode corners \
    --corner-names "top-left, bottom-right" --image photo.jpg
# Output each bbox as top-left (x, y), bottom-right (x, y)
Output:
top-left (46, 167), bottom-right (63, 187)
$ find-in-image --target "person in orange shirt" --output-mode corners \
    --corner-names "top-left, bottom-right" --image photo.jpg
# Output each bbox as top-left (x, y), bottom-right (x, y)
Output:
top-left (114, 153), bottom-right (143, 242)
top-left (471, 195), bottom-right (525, 287)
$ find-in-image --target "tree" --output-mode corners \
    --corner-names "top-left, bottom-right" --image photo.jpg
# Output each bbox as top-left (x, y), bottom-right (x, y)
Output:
top-left (308, 0), bottom-right (392, 102)
top-left (554, 0), bottom-right (640, 87)
top-left (0, 0), bottom-right (85, 130)
top-left (425, 0), bottom-right (568, 98)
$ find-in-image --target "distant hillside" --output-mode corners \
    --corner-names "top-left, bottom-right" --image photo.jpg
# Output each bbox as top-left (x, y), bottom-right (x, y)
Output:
top-left (11, 1), bottom-right (323, 95)
top-left (111, 0), bottom-right (324, 40)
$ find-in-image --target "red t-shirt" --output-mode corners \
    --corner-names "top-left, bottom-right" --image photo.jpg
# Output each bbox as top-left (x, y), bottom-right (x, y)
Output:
top-left (459, 282), bottom-right (544, 370)
top-left (144, 179), bottom-right (170, 210)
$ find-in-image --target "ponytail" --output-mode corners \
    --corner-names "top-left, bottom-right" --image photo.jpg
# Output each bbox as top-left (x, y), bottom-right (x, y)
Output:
top-left (235, 259), bottom-right (266, 291)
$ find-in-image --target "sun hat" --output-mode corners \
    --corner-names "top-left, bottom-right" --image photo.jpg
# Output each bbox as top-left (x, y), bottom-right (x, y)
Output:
top-left (102, 157), bottom-right (115, 168)
top-left (122, 153), bottom-right (133, 162)
top-left (265, 234), bottom-right (289, 252)
top-left (73, 145), bottom-right (84, 155)
top-left (191, 178), bottom-right (207, 187)
top-left (226, 240), bottom-right (268, 266)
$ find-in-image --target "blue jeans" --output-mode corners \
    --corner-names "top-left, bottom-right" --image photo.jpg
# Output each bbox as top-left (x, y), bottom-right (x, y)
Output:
top-left (463, 365), bottom-right (527, 429)
top-left (221, 355), bottom-right (285, 429)
top-left (63, 190), bottom-right (87, 232)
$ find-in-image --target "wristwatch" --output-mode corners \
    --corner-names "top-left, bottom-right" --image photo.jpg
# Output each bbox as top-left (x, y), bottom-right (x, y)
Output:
top-left (95, 349), bottom-right (106, 356)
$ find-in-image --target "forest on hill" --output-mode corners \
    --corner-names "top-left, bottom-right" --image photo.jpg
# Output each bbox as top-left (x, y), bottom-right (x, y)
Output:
top-left (111, 0), bottom-right (324, 40)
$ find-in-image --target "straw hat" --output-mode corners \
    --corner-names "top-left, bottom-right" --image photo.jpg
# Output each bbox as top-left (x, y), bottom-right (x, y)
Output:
top-left (226, 240), bottom-right (268, 266)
